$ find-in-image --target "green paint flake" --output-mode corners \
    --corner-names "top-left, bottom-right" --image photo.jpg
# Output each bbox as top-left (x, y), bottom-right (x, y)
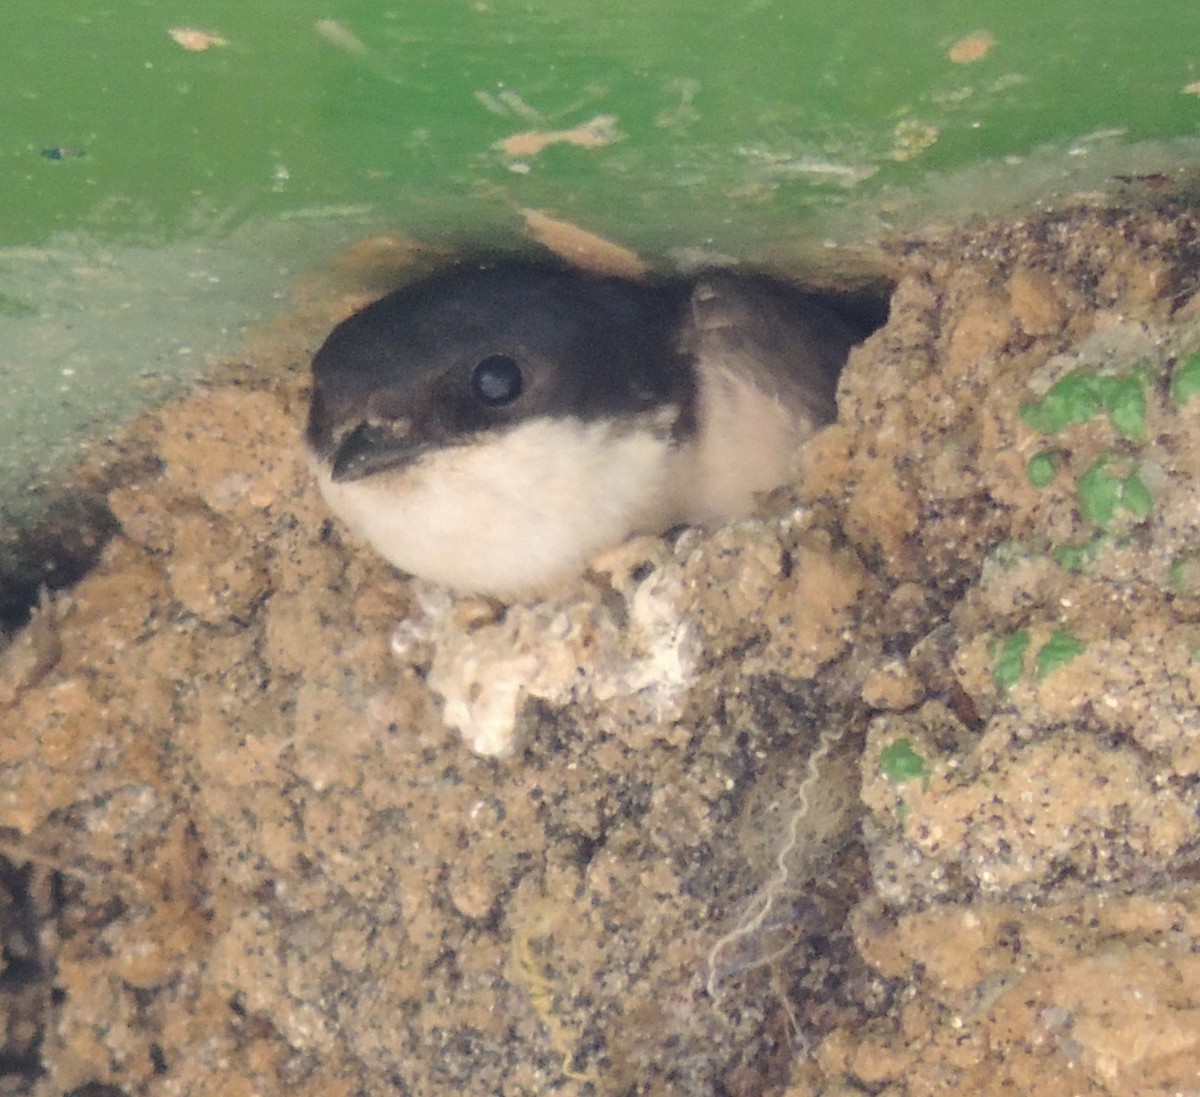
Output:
top-left (1120, 472), bottom-right (1154, 519)
top-left (1054, 544), bottom-right (1089, 572)
top-left (1097, 373), bottom-right (1147, 441)
top-left (1020, 369), bottom-right (1148, 439)
top-left (1077, 458), bottom-right (1153, 528)
top-left (1027, 452), bottom-right (1057, 488)
top-left (1035, 631), bottom-right (1087, 679)
top-left (879, 739), bottom-right (929, 786)
top-left (992, 629), bottom-right (1031, 692)
top-left (1019, 373), bottom-right (1102, 433)
top-left (1170, 556), bottom-right (1200, 597)
top-left (1077, 459), bottom-right (1122, 527)
top-left (1053, 534), bottom-right (1106, 572)
top-left (1170, 351), bottom-right (1200, 405)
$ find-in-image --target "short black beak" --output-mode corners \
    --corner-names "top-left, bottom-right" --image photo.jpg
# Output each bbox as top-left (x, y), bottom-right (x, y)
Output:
top-left (330, 422), bottom-right (422, 482)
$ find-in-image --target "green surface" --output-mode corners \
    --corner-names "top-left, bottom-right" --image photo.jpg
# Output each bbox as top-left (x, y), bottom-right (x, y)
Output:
top-left (1077, 458), bottom-right (1154, 528)
top-left (878, 739), bottom-right (930, 787)
top-left (1171, 351), bottom-right (1200, 404)
top-left (1026, 452), bottom-right (1057, 488)
top-left (1035, 630), bottom-right (1087, 679)
top-left (991, 629), bottom-right (1032, 693)
top-left (1020, 369), bottom-right (1149, 440)
top-left (6, 1), bottom-right (1200, 254)
top-left (2, 0), bottom-right (1200, 513)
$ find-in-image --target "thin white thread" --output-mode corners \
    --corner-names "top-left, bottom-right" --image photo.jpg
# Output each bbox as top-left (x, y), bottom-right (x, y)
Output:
top-left (704, 722), bottom-right (844, 1009)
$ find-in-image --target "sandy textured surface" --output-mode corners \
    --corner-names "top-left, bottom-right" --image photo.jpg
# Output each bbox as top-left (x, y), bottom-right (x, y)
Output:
top-left (2, 206), bottom-right (1200, 1096)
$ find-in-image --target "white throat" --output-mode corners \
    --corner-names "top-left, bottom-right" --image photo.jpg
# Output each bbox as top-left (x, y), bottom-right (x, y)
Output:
top-left (314, 415), bottom-right (687, 597)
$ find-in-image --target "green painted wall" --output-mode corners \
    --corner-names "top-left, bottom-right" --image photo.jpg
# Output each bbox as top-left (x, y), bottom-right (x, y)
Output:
top-left (8, 2), bottom-right (1200, 253)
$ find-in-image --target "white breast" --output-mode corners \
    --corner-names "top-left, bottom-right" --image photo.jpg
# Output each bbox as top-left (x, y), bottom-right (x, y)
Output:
top-left (682, 357), bottom-right (813, 524)
top-left (314, 414), bottom-right (687, 597)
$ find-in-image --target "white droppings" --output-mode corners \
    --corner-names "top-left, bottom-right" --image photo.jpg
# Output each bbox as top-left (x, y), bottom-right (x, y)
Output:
top-left (413, 537), bottom-right (697, 756)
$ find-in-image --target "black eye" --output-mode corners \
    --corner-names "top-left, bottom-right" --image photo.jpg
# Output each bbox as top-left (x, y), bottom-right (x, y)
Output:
top-left (471, 354), bottom-right (524, 406)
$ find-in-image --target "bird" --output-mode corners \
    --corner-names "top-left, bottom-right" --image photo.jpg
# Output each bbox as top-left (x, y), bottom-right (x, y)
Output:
top-left (305, 258), bottom-right (863, 598)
